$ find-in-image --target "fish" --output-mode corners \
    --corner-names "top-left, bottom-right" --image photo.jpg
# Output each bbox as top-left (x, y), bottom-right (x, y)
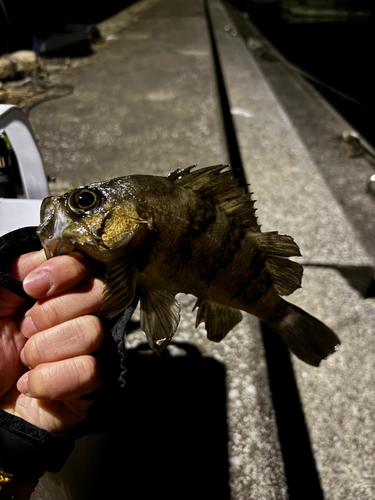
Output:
top-left (37, 164), bottom-right (340, 366)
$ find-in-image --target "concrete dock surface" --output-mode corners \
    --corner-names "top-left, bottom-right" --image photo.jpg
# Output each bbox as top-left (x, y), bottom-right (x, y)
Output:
top-left (25, 0), bottom-right (375, 498)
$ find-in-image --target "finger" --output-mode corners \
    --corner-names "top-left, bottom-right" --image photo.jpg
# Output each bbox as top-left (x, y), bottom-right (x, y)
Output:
top-left (17, 355), bottom-right (102, 400)
top-left (20, 277), bottom-right (105, 337)
top-left (7, 250), bottom-right (46, 282)
top-left (21, 315), bottom-right (105, 369)
top-left (23, 252), bottom-right (94, 298)
top-left (0, 250), bottom-right (46, 309)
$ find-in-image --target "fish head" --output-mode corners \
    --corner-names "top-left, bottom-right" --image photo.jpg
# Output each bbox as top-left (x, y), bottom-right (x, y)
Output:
top-left (37, 178), bottom-right (150, 262)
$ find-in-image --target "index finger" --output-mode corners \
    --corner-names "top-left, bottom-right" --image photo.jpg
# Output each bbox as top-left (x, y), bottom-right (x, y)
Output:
top-left (8, 250), bottom-right (46, 281)
top-left (23, 252), bottom-right (95, 299)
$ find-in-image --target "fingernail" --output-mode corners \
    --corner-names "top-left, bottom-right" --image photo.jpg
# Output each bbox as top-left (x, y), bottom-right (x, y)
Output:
top-left (20, 316), bottom-right (37, 338)
top-left (17, 372), bottom-right (30, 395)
top-left (23, 271), bottom-right (52, 297)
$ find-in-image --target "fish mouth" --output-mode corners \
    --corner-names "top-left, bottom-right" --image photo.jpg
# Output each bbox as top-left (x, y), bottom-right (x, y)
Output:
top-left (37, 197), bottom-right (76, 259)
top-left (40, 236), bottom-right (75, 259)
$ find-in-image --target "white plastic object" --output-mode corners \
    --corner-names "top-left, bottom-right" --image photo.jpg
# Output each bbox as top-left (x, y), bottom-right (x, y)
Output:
top-left (0, 104), bottom-right (49, 199)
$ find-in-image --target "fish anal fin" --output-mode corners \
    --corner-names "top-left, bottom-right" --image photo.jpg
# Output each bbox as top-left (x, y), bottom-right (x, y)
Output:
top-left (140, 289), bottom-right (181, 355)
top-left (195, 299), bottom-right (243, 342)
top-left (255, 232), bottom-right (303, 296)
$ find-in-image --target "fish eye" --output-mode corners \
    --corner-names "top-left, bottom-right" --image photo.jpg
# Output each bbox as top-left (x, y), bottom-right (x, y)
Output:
top-left (68, 189), bottom-right (100, 215)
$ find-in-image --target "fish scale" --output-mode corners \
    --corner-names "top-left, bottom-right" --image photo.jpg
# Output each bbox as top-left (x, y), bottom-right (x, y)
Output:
top-left (37, 164), bottom-right (340, 365)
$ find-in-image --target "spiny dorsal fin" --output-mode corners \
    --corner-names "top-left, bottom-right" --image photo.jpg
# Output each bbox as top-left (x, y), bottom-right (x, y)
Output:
top-left (167, 164), bottom-right (261, 233)
top-left (194, 298), bottom-right (243, 342)
top-left (254, 232), bottom-right (303, 296)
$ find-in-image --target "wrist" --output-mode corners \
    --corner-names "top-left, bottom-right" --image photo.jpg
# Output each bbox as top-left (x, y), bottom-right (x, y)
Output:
top-left (0, 410), bottom-right (75, 483)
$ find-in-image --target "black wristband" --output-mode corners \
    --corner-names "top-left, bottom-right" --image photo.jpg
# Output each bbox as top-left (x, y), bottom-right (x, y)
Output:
top-left (0, 410), bottom-right (75, 482)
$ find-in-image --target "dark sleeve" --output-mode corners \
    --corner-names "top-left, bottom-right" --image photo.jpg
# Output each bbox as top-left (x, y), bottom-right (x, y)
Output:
top-left (0, 409), bottom-right (75, 480)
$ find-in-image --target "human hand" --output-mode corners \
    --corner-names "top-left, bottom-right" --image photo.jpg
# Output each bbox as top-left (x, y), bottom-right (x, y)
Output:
top-left (0, 250), bottom-right (105, 433)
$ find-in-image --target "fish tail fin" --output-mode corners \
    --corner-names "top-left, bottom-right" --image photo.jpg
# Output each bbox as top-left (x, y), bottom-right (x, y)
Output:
top-left (268, 301), bottom-right (340, 366)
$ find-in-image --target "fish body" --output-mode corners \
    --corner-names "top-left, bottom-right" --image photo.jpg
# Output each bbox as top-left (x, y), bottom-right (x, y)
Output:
top-left (37, 165), bottom-right (340, 365)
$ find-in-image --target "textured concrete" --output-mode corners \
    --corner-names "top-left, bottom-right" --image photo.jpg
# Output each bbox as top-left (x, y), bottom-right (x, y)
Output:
top-left (29, 0), bottom-right (227, 187)
top-left (209, 1), bottom-right (375, 498)
top-left (224, 1), bottom-right (375, 264)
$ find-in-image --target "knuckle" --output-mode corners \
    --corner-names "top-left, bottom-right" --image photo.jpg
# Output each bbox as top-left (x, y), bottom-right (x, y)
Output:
top-left (28, 356), bottom-right (101, 400)
top-left (23, 336), bottom-right (42, 368)
top-left (36, 299), bottom-right (60, 328)
top-left (78, 316), bottom-right (105, 352)
top-left (57, 253), bottom-right (89, 283)
top-left (87, 277), bottom-right (105, 303)
top-left (28, 365), bottom-right (50, 399)
top-left (73, 355), bottom-right (102, 392)
top-left (70, 315), bottom-right (105, 354)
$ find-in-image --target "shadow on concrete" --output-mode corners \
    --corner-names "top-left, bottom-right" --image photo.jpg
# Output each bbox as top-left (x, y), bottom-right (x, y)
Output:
top-left (303, 263), bottom-right (375, 298)
top-left (261, 324), bottom-right (324, 500)
top-left (61, 342), bottom-right (230, 500)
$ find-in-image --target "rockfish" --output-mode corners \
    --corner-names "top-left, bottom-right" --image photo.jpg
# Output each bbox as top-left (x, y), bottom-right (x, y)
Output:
top-left (37, 165), bottom-right (340, 365)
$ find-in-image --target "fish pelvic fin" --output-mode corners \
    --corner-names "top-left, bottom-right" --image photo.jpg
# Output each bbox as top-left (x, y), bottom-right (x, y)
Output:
top-left (140, 289), bottom-right (181, 355)
top-left (168, 164), bottom-right (261, 233)
top-left (194, 299), bottom-right (243, 342)
top-left (254, 232), bottom-right (303, 296)
top-left (268, 301), bottom-right (340, 366)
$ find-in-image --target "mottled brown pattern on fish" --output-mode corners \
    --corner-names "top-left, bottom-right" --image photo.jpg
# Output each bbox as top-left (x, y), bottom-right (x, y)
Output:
top-left (36, 164), bottom-right (340, 365)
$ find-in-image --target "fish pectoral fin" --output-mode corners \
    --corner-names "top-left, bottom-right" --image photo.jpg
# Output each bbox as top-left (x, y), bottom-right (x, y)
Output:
top-left (195, 299), bottom-right (243, 342)
top-left (100, 260), bottom-right (138, 319)
top-left (140, 289), bottom-right (181, 355)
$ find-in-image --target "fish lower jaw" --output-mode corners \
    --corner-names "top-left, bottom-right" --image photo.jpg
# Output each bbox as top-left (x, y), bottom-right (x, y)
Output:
top-left (40, 236), bottom-right (75, 259)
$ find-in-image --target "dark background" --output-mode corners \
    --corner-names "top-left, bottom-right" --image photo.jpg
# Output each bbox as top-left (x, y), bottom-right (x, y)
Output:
top-left (1, 0), bottom-right (373, 147)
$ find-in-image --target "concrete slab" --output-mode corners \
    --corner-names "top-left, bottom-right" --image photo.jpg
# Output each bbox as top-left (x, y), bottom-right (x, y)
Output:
top-left (208, 0), bottom-right (372, 267)
top-left (29, 0), bottom-right (228, 187)
top-left (209, 1), bottom-right (375, 498)
top-left (224, 1), bottom-right (375, 264)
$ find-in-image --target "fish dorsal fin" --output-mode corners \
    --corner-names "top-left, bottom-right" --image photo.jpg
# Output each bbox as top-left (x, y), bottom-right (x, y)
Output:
top-left (167, 164), bottom-right (261, 233)
top-left (140, 289), bottom-right (181, 355)
top-left (194, 299), bottom-right (243, 342)
top-left (254, 232), bottom-right (303, 296)
top-left (168, 165), bottom-right (303, 295)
